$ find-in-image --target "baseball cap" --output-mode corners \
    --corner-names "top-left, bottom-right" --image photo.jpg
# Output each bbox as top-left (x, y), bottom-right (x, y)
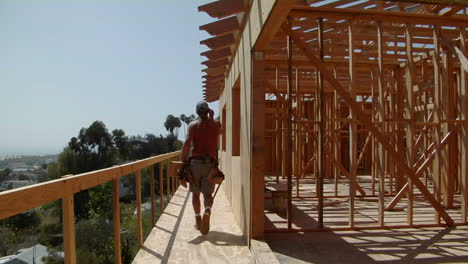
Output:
top-left (196, 101), bottom-right (210, 115)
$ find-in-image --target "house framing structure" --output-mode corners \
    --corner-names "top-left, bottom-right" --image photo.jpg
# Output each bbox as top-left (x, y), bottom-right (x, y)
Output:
top-left (198, 0), bottom-right (468, 242)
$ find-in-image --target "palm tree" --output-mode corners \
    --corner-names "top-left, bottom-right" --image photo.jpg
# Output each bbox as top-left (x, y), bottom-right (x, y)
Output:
top-left (164, 115), bottom-right (181, 136)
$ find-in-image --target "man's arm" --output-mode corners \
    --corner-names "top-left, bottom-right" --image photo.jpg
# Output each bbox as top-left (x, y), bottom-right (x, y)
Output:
top-left (209, 110), bottom-right (222, 135)
top-left (181, 123), bottom-right (194, 163)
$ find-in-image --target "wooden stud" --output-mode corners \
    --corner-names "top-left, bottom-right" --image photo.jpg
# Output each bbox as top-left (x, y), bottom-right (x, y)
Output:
top-left (317, 17), bottom-right (325, 228)
top-left (287, 16), bottom-right (294, 230)
top-left (348, 22), bottom-right (357, 228)
top-left (460, 28), bottom-right (468, 222)
top-left (405, 24), bottom-right (415, 225)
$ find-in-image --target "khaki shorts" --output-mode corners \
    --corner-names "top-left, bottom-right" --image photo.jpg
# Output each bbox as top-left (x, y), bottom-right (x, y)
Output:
top-left (189, 160), bottom-right (215, 194)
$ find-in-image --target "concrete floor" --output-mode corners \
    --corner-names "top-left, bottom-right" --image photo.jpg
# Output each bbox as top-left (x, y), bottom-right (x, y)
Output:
top-left (265, 226), bottom-right (468, 264)
top-left (132, 186), bottom-right (254, 264)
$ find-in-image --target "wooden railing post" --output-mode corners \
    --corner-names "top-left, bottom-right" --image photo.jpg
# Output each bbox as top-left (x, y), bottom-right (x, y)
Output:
top-left (136, 170), bottom-right (143, 248)
top-left (166, 160), bottom-right (171, 198)
top-left (150, 166), bottom-right (155, 227)
top-left (62, 185), bottom-right (76, 264)
top-left (113, 178), bottom-right (122, 264)
top-left (159, 162), bottom-right (164, 212)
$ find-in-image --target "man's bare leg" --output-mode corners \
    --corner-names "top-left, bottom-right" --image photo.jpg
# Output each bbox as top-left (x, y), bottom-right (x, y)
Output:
top-left (201, 192), bottom-right (213, 235)
top-left (192, 192), bottom-right (202, 230)
top-left (203, 192), bottom-right (213, 213)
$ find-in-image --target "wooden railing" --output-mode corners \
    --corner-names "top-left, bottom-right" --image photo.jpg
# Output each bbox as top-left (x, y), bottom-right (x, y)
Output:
top-left (0, 150), bottom-right (182, 264)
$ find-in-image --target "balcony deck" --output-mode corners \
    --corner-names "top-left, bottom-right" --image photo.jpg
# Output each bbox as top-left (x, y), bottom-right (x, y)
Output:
top-left (132, 186), bottom-right (254, 264)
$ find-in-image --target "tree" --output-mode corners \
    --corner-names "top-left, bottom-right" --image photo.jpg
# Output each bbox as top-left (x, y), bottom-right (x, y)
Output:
top-left (112, 129), bottom-right (128, 159)
top-left (0, 168), bottom-right (11, 182)
top-left (18, 175), bottom-right (29, 181)
top-left (180, 114), bottom-right (196, 139)
top-left (164, 115), bottom-right (181, 136)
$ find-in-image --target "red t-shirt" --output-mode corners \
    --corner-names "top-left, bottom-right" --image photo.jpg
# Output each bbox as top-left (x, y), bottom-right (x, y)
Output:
top-left (188, 119), bottom-right (221, 160)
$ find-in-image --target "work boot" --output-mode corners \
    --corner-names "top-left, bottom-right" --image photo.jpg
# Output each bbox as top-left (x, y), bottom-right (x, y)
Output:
top-left (201, 208), bottom-right (211, 235)
top-left (195, 215), bottom-right (202, 230)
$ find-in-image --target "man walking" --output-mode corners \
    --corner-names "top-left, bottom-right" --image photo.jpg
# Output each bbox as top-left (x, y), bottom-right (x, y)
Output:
top-left (181, 101), bottom-right (221, 235)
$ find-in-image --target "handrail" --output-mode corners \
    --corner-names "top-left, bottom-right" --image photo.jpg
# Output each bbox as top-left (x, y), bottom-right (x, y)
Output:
top-left (0, 150), bottom-right (182, 264)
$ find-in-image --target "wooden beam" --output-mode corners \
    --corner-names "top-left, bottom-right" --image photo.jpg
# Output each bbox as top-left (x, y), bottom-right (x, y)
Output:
top-left (374, 0), bottom-right (468, 7)
top-left (255, 1), bottom-right (297, 50)
top-left (290, 7), bottom-right (468, 27)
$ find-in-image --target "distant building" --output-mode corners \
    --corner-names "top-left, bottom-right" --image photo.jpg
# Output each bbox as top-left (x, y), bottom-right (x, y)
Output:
top-left (0, 244), bottom-right (62, 264)
top-left (0, 180), bottom-right (37, 190)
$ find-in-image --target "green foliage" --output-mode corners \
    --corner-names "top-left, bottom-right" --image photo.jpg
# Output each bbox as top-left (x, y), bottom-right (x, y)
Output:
top-left (0, 227), bottom-right (15, 256)
top-left (88, 182), bottom-right (113, 221)
top-left (18, 174), bottom-right (29, 181)
top-left (75, 219), bottom-right (114, 264)
top-left (47, 162), bottom-right (60, 180)
top-left (42, 249), bottom-right (64, 264)
top-left (1, 210), bottom-right (41, 230)
top-left (0, 168), bottom-right (11, 182)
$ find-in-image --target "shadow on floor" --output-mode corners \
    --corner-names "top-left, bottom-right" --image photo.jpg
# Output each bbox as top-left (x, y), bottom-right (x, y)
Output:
top-left (188, 230), bottom-right (247, 247)
top-left (265, 226), bottom-right (468, 264)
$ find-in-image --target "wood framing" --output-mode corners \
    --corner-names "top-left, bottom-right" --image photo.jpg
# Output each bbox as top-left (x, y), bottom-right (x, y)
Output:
top-left (200, 0), bottom-right (468, 242)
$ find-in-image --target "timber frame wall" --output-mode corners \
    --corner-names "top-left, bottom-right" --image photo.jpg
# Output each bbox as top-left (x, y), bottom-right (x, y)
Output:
top-left (200, 0), bottom-right (468, 241)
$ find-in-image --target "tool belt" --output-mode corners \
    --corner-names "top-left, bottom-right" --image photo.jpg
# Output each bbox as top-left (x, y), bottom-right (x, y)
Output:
top-left (180, 155), bottom-right (224, 185)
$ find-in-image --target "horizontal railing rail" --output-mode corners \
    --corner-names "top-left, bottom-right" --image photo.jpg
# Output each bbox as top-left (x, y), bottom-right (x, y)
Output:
top-left (0, 150), bottom-right (182, 264)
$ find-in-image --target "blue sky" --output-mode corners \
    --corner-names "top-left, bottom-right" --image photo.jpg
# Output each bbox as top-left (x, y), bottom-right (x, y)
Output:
top-left (0, 0), bottom-right (216, 155)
